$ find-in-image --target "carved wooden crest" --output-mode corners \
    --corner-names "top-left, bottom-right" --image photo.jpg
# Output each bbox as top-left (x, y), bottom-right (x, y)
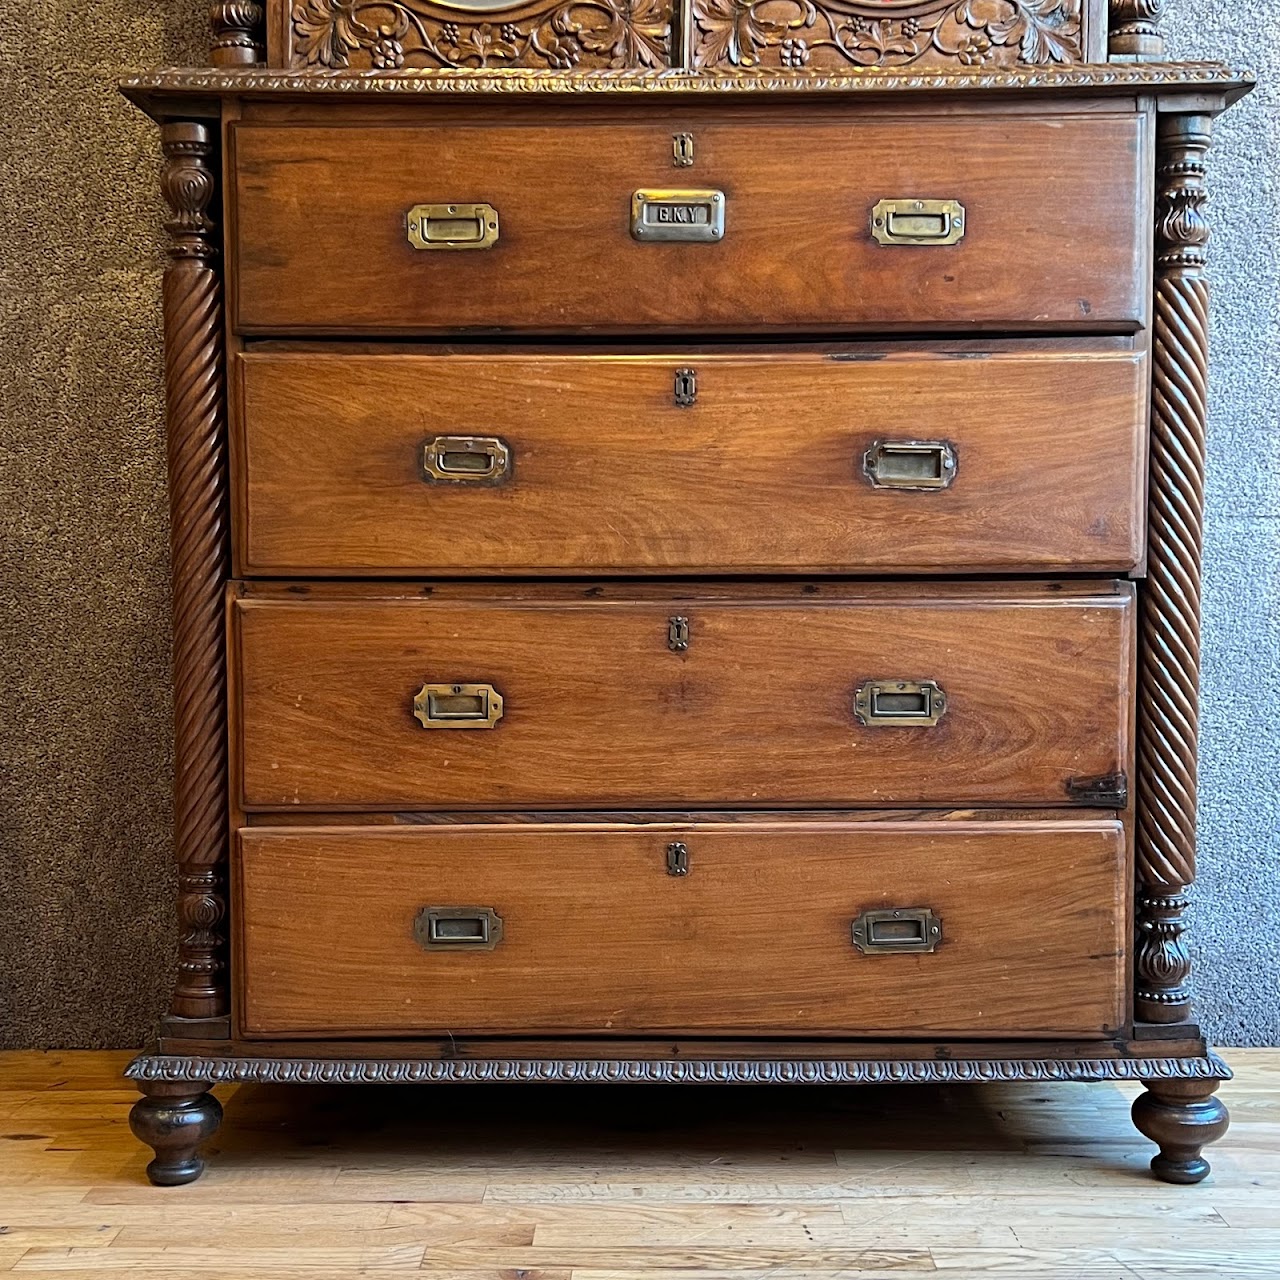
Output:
top-left (691, 0), bottom-right (1084, 72)
top-left (289, 0), bottom-right (673, 69)
top-left (273, 0), bottom-right (1104, 69)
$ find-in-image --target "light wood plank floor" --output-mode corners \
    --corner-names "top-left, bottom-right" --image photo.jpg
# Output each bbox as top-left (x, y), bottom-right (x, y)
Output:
top-left (0, 1049), bottom-right (1276, 1278)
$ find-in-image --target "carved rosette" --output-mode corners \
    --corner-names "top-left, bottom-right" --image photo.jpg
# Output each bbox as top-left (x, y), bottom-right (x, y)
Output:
top-left (290, 0), bottom-right (672, 69)
top-left (211, 0), bottom-right (266, 64)
top-left (1108, 0), bottom-right (1164, 62)
top-left (160, 123), bottom-right (230, 1022)
top-left (1135, 114), bottom-right (1213, 1025)
top-left (691, 0), bottom-right (1082, 72)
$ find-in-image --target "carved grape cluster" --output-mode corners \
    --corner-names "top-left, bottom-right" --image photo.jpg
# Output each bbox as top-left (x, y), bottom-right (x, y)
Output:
top-left (371, 26), bottom-right (405, 67)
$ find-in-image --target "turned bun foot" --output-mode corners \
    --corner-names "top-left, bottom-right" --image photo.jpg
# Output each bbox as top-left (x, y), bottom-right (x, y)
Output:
top-left (129, 1082), bottom-right (222, 1185)
top-left (1132, 1078), bottom-right (1229, 1184)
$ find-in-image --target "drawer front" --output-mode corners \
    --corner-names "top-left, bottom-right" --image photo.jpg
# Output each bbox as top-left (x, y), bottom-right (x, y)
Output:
top-left (233, 584), bottom-right (1133, 810)
top-left (236, 343), bottom-right (1146, 576)
top-left (235, 821), bottom-right (1127, 1037)
top-left (231, 111), bottom-right (1148, 334)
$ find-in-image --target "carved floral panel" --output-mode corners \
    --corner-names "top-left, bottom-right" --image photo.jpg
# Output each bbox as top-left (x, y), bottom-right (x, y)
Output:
top-left (291, 0), bottom-right (672, 69)
top-left (691, 0), bottom-right (1084, 71)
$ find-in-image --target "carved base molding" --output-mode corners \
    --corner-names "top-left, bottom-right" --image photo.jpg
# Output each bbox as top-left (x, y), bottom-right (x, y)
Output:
top-left (127, 1050), bottom-right (1232, 1086)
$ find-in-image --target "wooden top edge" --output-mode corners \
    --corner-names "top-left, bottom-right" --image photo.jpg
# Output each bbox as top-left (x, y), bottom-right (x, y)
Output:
top-left (119, 62), bottom-right (1256, 117)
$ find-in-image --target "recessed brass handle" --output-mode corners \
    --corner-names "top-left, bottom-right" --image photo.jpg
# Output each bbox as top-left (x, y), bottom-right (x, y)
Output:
top-left (864, 440), bottom-right (957, 491)
top-left (632, 189), bottom-right (725, 243)
top-left (423, 436), bottom-right (511, 485)
top-left (870, 199), bottom-right (965, 246)
top-left (414, 906), bottom-right (503, 950)
top-left (854, 679), bottom-right (947, 727)
top-left (406, 203), bottom-right (499, 251)
top-left (412, 682), bottom-right (504, 730)
top-left (852, 907), bottom-right (942, 954)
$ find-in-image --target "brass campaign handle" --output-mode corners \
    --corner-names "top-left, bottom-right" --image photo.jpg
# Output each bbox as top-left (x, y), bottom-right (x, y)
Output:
top-left (414, 906), bottom-right (504, 950)
top-left (422, 436), bottom-right (511, 484)
top-left (406, 203), bottom-right (499, 250)
top-left (852, 908), bottom-right (943, 954)
top-left (871, 199), bottom-right (965, 246)
top-left (412, 682), bottom-right (504, 729)
top-left (863, 440), bottom-right (957, 491)
top-left (853, 679), bottom-right (947, 727)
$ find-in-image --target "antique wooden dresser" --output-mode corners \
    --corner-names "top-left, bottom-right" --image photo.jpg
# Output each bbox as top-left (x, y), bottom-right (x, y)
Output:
top-left (121, 0), bottom-right (1252, 1185)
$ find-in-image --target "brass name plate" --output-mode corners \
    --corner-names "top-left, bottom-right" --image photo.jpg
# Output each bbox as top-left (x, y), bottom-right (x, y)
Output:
top-left (632, 189), bottom-right (725, 243)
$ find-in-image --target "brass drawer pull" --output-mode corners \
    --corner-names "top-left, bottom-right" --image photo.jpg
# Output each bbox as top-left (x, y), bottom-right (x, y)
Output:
top-left (852, 907), bottom-right (943, 955)
top-left (423, 435), bottom-right (511, 484)
top-left (414, 906), bottom-right (504, 950)
top-left (412, 682), bottom-right (504, 730)
top-left (632, 189), bottom-right (725, 243)
top-left (870, 199), bottom-right (965, 246)
top-left (864, 440), bottom-right (957, 490)
top-left (854, 679), bottom-right (947, 727)
top-left (406, 202), bottom-right (499, 251)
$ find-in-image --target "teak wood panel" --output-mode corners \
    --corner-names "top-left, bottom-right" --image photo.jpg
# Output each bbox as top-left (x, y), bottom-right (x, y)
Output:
top-left (230, 110), bottom-right (1149, 334)
top-left (233, 821), bottom-right (1127, 1037)
top-left (232, 584), bottom-right (1134, 810)
top-left (235, 344), bottom-right (1146, 576)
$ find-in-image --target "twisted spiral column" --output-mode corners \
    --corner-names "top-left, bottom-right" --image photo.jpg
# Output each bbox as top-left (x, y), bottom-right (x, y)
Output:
top-left (1135, 114), bottom-right (1213, 1025)
top-left (161, 123), bottom-right (230, 1021)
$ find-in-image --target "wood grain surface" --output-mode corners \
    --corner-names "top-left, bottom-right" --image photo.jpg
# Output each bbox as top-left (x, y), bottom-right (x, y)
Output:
top-left (235, 343), bottom-right (1147, 576)
top-left (233, 820), bottom-right (1127, 1037)
top-left (231, 581), bottom-right (1135, 810)
top-left (230, 107), bottom-right (1149, 334)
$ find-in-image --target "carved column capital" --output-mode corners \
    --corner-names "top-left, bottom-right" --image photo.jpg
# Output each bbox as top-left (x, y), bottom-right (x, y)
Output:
top-left (1135, 113), bottom-right (1214, 1025)
top-left (211, 0), bottom-right (266, 66)
top-left (1109, 0), bottom-right (1166, 61)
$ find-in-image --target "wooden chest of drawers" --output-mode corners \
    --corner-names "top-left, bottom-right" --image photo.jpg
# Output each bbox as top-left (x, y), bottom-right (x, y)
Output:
top-left (121, 5), bottom-right (1252, 1188)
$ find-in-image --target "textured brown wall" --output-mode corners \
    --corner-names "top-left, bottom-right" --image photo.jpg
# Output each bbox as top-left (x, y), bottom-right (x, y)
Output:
top-left (0, 2), bottom-right (206, 1047)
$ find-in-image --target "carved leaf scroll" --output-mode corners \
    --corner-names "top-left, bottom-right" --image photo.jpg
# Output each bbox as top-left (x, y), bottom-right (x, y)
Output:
top-left (292, 0), bottom-right (671, 70)
top-left (691, 0), bottom-right (1083, 71)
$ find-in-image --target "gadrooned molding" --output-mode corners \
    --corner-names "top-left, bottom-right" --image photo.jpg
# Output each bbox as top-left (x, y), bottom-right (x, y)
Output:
top-left (126, 1051), bottom-right (1234, 1086)
top-left (119, 61), bottom-right (1256, 102)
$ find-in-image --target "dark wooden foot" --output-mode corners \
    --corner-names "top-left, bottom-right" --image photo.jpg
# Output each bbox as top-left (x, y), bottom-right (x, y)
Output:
top-left (129, 1081), bottom-right (222, 1185)
top-left (1131, 1077), bottom-right (1228, 1184)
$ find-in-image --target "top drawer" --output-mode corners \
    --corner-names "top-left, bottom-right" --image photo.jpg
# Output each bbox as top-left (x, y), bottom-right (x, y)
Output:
top-left (230, 109), bottom-right (1150, 336)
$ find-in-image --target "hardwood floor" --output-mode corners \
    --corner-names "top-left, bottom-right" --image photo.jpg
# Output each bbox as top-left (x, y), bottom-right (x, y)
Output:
top-left (0, 1049), bottom-right (1277, 1277)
